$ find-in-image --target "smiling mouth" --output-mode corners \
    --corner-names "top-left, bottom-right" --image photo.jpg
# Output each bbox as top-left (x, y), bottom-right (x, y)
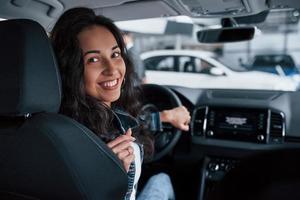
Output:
top-left (99, 79), bottom-right (119, 90)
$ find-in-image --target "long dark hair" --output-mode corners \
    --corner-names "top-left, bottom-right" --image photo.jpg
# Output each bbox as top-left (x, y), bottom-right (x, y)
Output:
top-left (50, 7), bottom-right (153, 158)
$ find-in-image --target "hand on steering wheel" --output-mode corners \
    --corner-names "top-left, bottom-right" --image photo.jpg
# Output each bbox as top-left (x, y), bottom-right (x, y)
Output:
top-left (160, 106), bottom-right (191, 131)
top-left (141, 84), bottom-right (186, 161)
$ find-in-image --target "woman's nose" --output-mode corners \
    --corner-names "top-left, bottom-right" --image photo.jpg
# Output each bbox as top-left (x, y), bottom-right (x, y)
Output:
top-left (102, 58), bottom-right (117, 75)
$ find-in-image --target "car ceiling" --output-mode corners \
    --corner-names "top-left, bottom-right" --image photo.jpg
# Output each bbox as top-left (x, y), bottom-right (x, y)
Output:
top-left (1, 0), bottom-right (300, 31)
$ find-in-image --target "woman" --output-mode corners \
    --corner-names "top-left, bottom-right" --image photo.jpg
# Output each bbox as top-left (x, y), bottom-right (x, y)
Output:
top-left (51, 7), bottom-right (190, 200)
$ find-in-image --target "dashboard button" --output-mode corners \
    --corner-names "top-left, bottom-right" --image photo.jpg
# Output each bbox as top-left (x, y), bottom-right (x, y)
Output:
top-left (207, 130), bottom-right (214, 136)
top-left (257, 134), bottom-right (265, 141)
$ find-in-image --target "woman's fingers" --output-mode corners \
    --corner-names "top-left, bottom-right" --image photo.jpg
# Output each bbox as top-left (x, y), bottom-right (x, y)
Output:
top-left (110, 143), bottom-right (135, 172)
top-left (164, 106), bottom-right (191, 131)
top-left (114, 146), bottom-right (135, 172)
top-left (179, 123), bottom-right (189, 131)
top-left (110, 140), bottom-right (133, 154)
top-left (106, 128), bottom-right (136, 172)
top-left (125, 128), bottom-right (132, 136)
top-left (181, 114), bottom-right (191, 131)
top-left (117, 146), bottom-right (134, 160)
top-left (123, 153), bottom-right (135, 172)
top-left (107, 130), bottom-right (135, 148)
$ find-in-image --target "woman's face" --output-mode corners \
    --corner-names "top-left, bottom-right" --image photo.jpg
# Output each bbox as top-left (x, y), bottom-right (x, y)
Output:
top-left (78, 25), bottom-right (126, 107)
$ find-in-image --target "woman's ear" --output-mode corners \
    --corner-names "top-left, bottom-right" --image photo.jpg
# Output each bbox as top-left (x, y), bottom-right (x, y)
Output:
top-left (121, 78), bottom-right (126, 89)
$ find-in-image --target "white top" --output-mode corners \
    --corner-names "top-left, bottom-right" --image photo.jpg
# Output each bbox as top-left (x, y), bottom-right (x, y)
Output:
top-left (129, 142), bottom-right (142, 200)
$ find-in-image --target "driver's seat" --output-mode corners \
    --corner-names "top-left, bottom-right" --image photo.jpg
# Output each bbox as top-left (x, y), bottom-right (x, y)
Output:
top-left (0, 19), bottom-right (127, 199)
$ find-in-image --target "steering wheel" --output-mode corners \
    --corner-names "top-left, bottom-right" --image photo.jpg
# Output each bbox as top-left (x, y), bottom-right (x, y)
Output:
top-left (141, 84), bottom-right (182, 161)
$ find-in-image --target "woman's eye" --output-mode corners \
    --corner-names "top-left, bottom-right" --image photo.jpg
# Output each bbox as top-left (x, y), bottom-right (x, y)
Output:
top-left (112, 52), bottom-right (121, 58)
top-left (87, 57), bottom-right (99, 63)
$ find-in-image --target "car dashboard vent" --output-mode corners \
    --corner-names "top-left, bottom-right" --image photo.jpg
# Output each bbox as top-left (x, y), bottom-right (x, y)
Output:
top-left (269, 111), bottom-right (284, 143)
top-left (192, 107), bottom-right (207, 136)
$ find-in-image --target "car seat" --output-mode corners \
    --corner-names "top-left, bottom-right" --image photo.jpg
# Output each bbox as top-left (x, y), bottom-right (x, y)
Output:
top-left (0, 19), bottom-right (127, 200)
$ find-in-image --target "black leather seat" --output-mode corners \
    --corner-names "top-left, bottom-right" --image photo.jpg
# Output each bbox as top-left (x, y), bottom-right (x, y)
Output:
top-left (0, 19), bottom-right (127, 200)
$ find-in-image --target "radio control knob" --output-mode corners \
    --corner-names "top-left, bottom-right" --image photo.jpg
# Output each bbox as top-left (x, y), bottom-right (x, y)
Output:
top-left (207, 130), bottom-right (214, 136)
top-left (214, 164), bottom-right (219, 171)
top-left (208, 163), bottom-right (219, 171)
top-left (225, 164), bottom-right (231, 171)
top-left (257, 134), bottom-right (264, 141)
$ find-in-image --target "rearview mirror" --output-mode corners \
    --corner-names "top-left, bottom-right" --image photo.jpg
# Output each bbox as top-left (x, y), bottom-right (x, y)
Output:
top-left (197, 27), bottom-right (255, 43)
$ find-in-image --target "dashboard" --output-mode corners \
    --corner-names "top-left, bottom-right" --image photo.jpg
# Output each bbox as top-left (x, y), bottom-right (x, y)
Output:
top-left (169, 86), bottom-right (300, 152)
top-left (142, 85), bottom-right (300, 200)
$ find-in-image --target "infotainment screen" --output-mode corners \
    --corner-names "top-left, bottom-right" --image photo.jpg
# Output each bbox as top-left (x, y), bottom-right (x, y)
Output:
top-left (206, 107), bottom-right (268, 142)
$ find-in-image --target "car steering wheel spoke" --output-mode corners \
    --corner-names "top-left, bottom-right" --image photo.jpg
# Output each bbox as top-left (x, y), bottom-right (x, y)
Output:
top-left (141, 84), bottom-right (182, 161)
top-left (161, 122), bottom-right (173, 130)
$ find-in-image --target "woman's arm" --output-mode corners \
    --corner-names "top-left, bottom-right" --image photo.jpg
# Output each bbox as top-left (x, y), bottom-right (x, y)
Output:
top-left (138, 106), bottom-right (191, 133)
top-left (159, 106), bottom-right (191, 131)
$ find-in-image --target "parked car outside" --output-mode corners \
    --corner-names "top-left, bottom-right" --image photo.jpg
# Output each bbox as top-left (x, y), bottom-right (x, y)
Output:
top-left (246, 54), bottom-right (300, 82)
top-left (141, 50), bottom-right (298, 91)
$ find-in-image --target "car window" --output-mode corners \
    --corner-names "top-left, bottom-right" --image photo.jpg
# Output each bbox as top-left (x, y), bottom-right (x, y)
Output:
top-left (248, 54), bottom-right (299, 76)
top-left (195, 58), bottom-right (216, 75)
top-left (179, 56), bottom-right (195, 72)
top-left (252, 55), bottom-right (295, 68)
top-left (144, 56), bottom-right (175, 71)
top-left (179, 56), bottom-right (217, 75)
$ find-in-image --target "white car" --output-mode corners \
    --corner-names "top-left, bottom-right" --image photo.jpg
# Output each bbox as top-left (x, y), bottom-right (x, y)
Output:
top-left (141, 50), bottom-right (298, 91)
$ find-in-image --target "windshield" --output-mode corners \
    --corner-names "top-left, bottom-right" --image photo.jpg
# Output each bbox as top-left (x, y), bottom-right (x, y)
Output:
top-left (117, 11), bottom-right (300, 91)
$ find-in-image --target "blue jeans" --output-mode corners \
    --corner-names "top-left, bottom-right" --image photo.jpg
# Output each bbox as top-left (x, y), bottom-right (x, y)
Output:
top-left (137, 173), bottom-right (175, 200)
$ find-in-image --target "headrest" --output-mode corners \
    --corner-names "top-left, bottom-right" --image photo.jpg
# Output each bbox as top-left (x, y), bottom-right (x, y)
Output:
top-left (0, 19), bottom-right (61, 116)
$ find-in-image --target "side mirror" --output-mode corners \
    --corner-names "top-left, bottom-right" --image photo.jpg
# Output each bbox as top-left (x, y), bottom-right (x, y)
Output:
top-left (210, 68), bottom-right (226, 76)
top-left (197, 26), bottom-right (255, 43)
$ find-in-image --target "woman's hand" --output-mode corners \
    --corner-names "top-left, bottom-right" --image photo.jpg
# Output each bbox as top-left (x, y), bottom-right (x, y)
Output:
top-left (160, 106), bottom-right (191, 131)
top-left (107, 129), bottom-right (135, 172)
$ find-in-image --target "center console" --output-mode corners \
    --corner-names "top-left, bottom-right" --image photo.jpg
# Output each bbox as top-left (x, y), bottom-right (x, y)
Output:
top-left (192, 106), bottom-right (286, 200)
top-left (198, 156), bottom-right (239, 200)
top-left (192, 106), bottom-right (285, 144)
top-left (206, 107), bottom-right (268, 142)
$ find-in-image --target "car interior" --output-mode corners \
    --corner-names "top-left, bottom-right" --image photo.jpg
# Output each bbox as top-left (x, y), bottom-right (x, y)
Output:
top-left (1, 0), bottom-right (300, 200)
